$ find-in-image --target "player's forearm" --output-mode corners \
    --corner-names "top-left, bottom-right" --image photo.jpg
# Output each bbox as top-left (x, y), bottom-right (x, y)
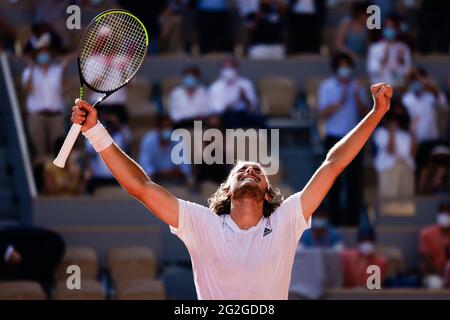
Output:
top-left (326, 108), bottom-right (384, 173)
top-left (99, 143), bottom-right (152, 197)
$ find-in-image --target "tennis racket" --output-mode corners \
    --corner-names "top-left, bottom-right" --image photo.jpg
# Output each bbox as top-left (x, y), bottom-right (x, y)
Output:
top-left (53, 9), bottom-right (148, 168)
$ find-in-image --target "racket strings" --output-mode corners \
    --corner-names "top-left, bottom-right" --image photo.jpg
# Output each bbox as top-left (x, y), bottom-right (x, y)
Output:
top-left (79, 12), bottom-right (147, 92)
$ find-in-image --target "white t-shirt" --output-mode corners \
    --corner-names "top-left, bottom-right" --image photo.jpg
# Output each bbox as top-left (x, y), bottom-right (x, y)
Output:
top-left (168, 85), bottom-right (210, 122)
top-left (367, 40), bottom-right (412, 86)
top-left (170, 192), bottom-right (311, 300)
top-left (208, 76), bottom-right (258, 114)
top-left (402, 91), bottom-right (438, 142)
top-left (22, 64), bottom-right (65, 113)
top-left (374, 127), bottom-right (415, 172)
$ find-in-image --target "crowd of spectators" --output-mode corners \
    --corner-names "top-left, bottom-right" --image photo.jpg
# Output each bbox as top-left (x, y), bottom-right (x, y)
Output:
top-left (1, 1), bottom-right (450, 57)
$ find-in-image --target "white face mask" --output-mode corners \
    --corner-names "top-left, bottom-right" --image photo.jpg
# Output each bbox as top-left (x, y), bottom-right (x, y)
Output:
top-left (221, 67), bottom-right (238, 81)
top-left (358, 241), bottom-right (375, 256)
top-left (436, 213), bottom-right (450, 228)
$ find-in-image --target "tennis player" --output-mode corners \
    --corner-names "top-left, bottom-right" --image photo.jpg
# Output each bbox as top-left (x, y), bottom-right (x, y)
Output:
top-left (71, 82), bottom-right (393, 300)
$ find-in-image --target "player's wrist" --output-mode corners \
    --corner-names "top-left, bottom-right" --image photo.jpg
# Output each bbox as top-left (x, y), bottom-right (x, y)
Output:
top-left (82, 121), bottom-right (113, 152)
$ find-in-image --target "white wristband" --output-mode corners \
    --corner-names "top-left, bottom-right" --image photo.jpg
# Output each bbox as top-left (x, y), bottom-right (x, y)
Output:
top-left (82, 122), bottom-right (114, 152)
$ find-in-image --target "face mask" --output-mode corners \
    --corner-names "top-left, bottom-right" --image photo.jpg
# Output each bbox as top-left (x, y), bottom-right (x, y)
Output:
top-left (337, 67), bottom-right (352, 79)
top-left (436, 212), bottom-right (450, 228)
top-left (160, 129), bottom-right (172, 142)
top-left (36, 52), bottom-right (51, 65)
top-left (312, 217), bottom-right (328, 229)
top-left (383, 27), bottom-right (397, 41)
top-left (410, 81), bottom-right (423, 93)
top-left (221, 67), bottom-right (238, 82)
top-left (182, 75), bottom-right (198, 89)
top-left (358, 241), bottom-right (375, 256)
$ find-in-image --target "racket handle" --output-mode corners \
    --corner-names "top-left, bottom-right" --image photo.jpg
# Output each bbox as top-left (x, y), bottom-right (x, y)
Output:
top-left (53, 123), bottom-right (82, 168)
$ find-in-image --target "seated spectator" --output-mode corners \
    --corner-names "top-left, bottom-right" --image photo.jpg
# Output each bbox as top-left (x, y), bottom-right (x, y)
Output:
top-left (139, 115), bottom-right (191, 184)
top-left (287, 0), bottom-right (325, 54)
top-left (43, 137), bottom-right (83, 196)
top-left (168, 66), bottom-right (210, 128)
top-left (159, 0), bottom-right (189, 54)
top-left (374, 105), bottom-right (416, 198)
top-left (0, 226), bottom-right (65, 294)
top-left (418, 146), bottom-right (450, 195)
top-left (415, 67), bottom-right (449, 111)
top-left (299, 205), bottom-right (344, 250)
top-left (85, 112), bottom-right (131, 194)
top-left (247, 0), bottom-right (287, 59)
top-left (209, 58), bottom-right (265, 128)
top-left (22, 34), bottom-right (69, 167)
top-left (367, 15), bottom-right (412, 86)
top-left (196, 0), bottom-right (233, 54)
top-left (401, 68), bottom-right (447, 175)
top-left (419, 201), bottom-right (450, 289)
top-left (335, 2), bottom-right (369, 59)
top-left (31, 0), bottom-right (73, 50)
top-left (341, 227), bottom-right (387, 288)
top-left (394, 13), bottom-right (415, 53)
top-left (119, 0), bottom-right (166, 54)
top-left (318, 52), bottom-right (369, 226)
top-left (23, 22), bottom-right (63, 55)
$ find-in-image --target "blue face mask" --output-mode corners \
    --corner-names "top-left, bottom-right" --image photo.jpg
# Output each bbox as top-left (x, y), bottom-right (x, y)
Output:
top-left (36, 52), bottom-right (51, 65)
top-left (337, 67), bottom-right (352, 79)
top-left (383, 27), bottom-right (397, 41)
top-left (410, 81), bottom-right (423, 93)
top-left (182, 75), bottom-right (198, 89)
top-left (160, 129), bottom-right (172, 142)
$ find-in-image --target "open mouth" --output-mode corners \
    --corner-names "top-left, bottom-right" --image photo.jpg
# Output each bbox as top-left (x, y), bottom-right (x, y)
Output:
top-left (239, 174), bottom-right (259, 183)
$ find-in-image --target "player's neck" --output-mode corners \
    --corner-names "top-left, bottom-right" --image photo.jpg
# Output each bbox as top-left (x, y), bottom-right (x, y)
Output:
top-left (229, 198), bottom-right (264, 230)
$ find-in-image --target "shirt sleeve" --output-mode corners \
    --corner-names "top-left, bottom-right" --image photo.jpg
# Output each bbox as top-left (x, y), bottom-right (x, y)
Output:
top-left (21, 68), bottom-right (31, 86)
top-left (374, 128), bottom-right (388, 150)
top-left (317, 81), bottom-right (332, 111)
top-left (168, 89), bottom-right (179, 122)
top-left (367, 43), bottom-right (382, 75)
top-left (170, 199), bottom-right (218, 253)
top-left (276, 192), bottom-right (311, 244)
top-left (242, 80), bottom-right (258, 111)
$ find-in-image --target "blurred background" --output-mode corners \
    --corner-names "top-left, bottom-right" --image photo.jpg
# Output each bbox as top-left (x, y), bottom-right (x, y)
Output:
top-left (0, 0), bottom-right (449, 300)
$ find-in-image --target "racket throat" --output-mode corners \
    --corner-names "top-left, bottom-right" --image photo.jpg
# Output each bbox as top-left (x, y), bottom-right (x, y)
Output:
top-left (92, 96), bottom-right (106, 108)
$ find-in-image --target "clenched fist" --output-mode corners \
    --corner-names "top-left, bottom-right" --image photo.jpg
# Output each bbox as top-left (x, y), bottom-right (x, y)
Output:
top-left (71, 99), bottom-right (98, 132)
top-left (371, 82), bottom-right (393, 115)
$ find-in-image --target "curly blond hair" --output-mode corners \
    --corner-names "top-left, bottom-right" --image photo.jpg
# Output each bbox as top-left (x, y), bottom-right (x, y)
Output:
top-left (207, 161), bottom-right (284, 217)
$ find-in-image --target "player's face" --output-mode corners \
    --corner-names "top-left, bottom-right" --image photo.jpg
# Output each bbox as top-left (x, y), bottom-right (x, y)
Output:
top-left (230, 162), bottom-right (268, 199)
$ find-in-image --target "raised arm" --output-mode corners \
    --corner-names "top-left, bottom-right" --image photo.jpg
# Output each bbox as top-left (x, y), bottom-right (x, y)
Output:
top-left (301, 83), bottom-right (393, 221)
top-left (71, 99), bottom-right (179, 227)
